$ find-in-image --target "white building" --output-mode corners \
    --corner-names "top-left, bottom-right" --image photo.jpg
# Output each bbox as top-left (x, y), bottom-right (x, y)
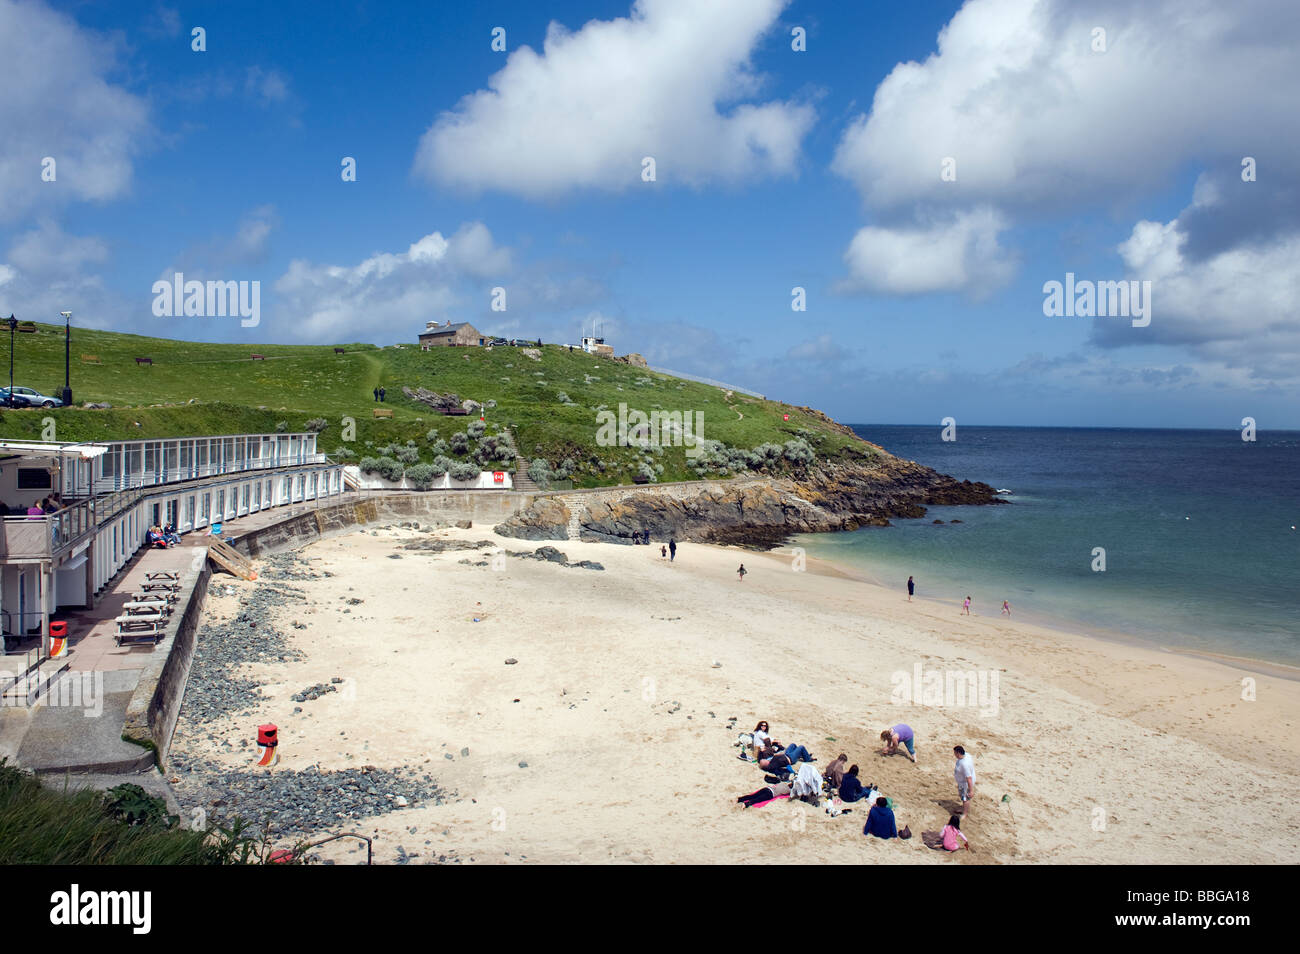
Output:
top-left (1, 431), bottom-right (343, 661)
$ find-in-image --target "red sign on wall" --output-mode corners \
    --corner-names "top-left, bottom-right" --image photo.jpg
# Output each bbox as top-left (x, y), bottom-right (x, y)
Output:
top-left (783, 414), bottom-right (790, 421)
top-left (493, 472), bottom-right (505, 484)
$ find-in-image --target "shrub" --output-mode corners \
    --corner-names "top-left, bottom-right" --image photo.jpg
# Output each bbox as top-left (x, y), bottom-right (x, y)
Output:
top-left (636, 461), bottom-right (657, 482)
top-left (405, 463), bottom-right (438, 489)
top-left (467, 419), bottom-right (486, 439)
top-left (528, 458), bottom-right (553, 489)
top-left (429, 455), bottom-right (454, 476)
top-left (449, 432), bottom-right (469, 455)
top-left (275, 420), bottom-right (288, 433)
top-left (448, 460), bottom-right (479, 482)
top-left (304, 418), bottom-right (328, 433)
top-left (359, 456), bottom-right (404, 482)
top-left (333, 445), bottom-right (355, 461)
top-left (426, 434), bottom-right (449, 455)
top-left (782, 437), bottom-right (815, 465)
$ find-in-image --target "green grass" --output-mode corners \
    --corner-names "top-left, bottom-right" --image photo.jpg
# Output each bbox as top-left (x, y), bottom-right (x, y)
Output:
top-left (0, 322), bottom-right (879, 486)
top-left (0, 760), bottom-right (279, 864)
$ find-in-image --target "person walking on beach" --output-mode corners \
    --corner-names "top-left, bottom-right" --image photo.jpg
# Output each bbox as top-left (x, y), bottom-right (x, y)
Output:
top-left (953, 745), bottom-right (976, 816)
top-left (737, 563), bottom-right (747, 582)
top-left (962, 595), bottom-right (972, 616)
top-left (881, 724), bottom-right (917, 763)
top-left (669, 538), bottom-right (676, 562)
top-left (907, 576), bottom-right (915, 601)
top-left (1001, 599), bottom-right (1011, 616)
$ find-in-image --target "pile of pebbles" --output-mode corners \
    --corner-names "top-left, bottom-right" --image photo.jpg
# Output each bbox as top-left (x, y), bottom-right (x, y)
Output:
top-left (169, 757), bottom-right (449, 839)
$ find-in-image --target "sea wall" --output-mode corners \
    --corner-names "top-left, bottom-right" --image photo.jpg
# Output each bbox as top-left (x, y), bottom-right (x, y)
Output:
top-left (121, 557), bottom-right (212, 768)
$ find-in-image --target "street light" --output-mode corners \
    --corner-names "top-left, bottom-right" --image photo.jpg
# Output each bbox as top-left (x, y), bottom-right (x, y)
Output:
top-left (6, 314), bottom-right (16, 408)
top-left (60, 311), bottom-right (72, 406)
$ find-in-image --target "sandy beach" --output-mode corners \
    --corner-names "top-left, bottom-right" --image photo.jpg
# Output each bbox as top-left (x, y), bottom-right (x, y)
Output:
top-left (168, 523), bottom-right (1300, 865)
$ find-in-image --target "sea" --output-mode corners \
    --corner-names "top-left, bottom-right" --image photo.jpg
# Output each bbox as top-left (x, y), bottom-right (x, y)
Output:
top-left (792, 426), bottom-right (1300, 666)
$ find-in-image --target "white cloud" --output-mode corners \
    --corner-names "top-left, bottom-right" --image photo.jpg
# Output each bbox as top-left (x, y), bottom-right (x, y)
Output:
top-left (414, 0), bottom-right (814, 197)
top-left (245, 67), bottom-right (290, 106)
top-left (839, 208), bottom-right (1015, 296)
top-left (831, 0), bottom-right (1300, 213)
top-left (273, 223), bottom-right (512, 342)
top-left (8, 220), bottom-right (109, 276)
top-left (1097, 213), bottom-right (1300, 381)
top-left (0, 0), bottom-right (150, 221)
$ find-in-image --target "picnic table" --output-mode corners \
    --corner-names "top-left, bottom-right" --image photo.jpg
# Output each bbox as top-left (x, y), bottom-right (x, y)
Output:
top-left (145, 571), bottom-right (179, 582)
top-left (140, 582), bottom-right (179, 593)
top-left (114, 617), bottom-right (164, 646)
top-left (131, 592), bottom-right (176, 604)
top-left (123, 601), bottom-right (172, 615)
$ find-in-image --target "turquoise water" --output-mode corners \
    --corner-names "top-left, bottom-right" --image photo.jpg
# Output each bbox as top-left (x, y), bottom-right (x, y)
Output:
top-left (793, 426), bottom-right (1300, 664)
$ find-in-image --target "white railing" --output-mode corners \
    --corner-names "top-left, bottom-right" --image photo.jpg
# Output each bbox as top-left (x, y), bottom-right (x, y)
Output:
top-left (92, 453), bottom-right (329, 493)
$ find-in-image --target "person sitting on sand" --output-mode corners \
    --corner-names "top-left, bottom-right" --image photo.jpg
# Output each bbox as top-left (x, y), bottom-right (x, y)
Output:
top-left (737, 563), bottom-right (747, 582)
top-left (881, 724), bottom-right (917, 763)
top-left (940, 814), bottom-right (968, 851)
top-left (792, 762), bottom-right (822, 804)
top-left (750, 721), bottom-right (776, 758)
top-left (823, 753), bottom-right (849, 788)
top-left (863, 796), bottom-right (898, 839)
top-left (839, 764), bottom-right (871, 802)
top-left (737, 780), bottom-right (792, 808)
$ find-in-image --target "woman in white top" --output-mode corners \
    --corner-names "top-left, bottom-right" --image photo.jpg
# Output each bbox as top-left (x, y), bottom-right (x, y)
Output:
top-left (751, 720), bottom-right (775, 759)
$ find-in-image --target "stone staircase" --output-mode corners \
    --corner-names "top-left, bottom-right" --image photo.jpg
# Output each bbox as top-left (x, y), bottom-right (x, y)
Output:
top-left (566, 506), bottom-right (582, 541)
top-left (499, 428), bottom-right (539, 492)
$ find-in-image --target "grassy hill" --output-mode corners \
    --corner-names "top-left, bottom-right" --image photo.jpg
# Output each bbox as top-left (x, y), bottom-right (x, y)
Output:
top-left (0, 322), bottom-right (877, 488)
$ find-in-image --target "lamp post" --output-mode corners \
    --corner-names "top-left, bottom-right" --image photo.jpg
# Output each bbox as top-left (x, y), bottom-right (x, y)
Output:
top-left (60, 311), bottom-right (72, 406)
top-left (6, 314), bottom-right (16, 408)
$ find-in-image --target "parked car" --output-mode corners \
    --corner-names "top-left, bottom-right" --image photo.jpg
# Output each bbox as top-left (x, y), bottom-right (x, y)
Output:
top-left (0, 386), bottom-right (63, 408)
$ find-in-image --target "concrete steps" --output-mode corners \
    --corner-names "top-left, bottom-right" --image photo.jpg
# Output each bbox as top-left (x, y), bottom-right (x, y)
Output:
top-left (1, 657), bottom-right (71, 708)
top-left (566, 506), bottom-right (582, 541)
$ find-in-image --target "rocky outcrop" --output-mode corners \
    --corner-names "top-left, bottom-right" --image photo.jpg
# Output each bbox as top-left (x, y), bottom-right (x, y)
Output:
top-left (493, 497), bottom-right (570, 540)
top-left (495, 455), bottom-right (1002, 549)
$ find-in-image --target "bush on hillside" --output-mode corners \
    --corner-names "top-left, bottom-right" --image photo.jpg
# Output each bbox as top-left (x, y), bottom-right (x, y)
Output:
top-left (448, 461), bottom-right (479, 482)
top-left (449, 432), bottom-right (469, 455)
top-left (304, 418), bottom-right (328, 433)
top-left (359, 456), bottom-right (404, 482)
top-left (466, 419), bottom-right (486, 439)
top-left (404, 463), bottom-right (439, 489)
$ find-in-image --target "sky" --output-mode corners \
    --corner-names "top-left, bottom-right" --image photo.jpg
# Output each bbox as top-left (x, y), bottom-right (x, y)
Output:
top-left (1, 0), bottom-right (1298, 428)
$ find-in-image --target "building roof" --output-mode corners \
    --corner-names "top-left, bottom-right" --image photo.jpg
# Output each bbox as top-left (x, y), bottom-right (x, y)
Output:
top-left (420, 321), bottom-right (479, 337)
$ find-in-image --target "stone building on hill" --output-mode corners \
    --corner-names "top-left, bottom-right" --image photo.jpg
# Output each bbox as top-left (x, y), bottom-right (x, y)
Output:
top-left (419, 320), bottom-right (485, 349)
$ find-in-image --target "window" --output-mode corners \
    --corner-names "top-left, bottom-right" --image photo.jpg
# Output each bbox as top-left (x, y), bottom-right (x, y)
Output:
top-left (17, 467), bottom-right (52, 489)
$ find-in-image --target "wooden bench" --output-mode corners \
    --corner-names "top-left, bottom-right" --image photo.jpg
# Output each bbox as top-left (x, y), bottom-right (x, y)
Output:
top-left (81, 354), bottom-right (101, 364)
top-left (135, 357), bottom-right (153, 366)
top-left (146, 571), bottom-right (179, 582)
top-left (373, 408), bottom-right (393, 418)
top-left (334, 347), bottom-right (346, 354)
top-left (250, 354), bottom-right (266, 361)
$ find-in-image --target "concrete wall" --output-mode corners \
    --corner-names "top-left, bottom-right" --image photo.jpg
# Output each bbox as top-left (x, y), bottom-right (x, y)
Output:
top-left (121, 557), bottom-right (210, 768)
top-left (230, 491), bottom-right (529, 558)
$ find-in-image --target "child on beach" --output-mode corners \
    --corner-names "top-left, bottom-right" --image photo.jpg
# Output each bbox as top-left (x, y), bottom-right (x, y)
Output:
top-left (907, 576), bottom-right (915, 601)
top-left (1001, 600), bottom-right (1011, 616)
top-left (924, 815), bottom-right (970, 852)
top-left (962, 596), bottom-right (972, 615)
top-left (661, 545), bottom-right (667, 558)
top-left (737, 564), bottom-right (747, 582)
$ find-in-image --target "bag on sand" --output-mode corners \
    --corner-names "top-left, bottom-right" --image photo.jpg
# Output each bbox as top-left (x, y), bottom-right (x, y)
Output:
top-left (899, 826), bottom-right (912, 840)
top-left (825, 797), bottom-right (846, 817)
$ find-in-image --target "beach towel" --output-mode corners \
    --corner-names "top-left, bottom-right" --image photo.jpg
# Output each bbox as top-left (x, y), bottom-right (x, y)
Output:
top-left (747, 794), bottom-right (790, 810)
top-left (792, 762), bottom-right (822, 799)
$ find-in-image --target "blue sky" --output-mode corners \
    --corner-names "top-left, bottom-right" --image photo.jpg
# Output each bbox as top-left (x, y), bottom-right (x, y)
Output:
top-left (2, 0), bottom-right (1298, 428)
